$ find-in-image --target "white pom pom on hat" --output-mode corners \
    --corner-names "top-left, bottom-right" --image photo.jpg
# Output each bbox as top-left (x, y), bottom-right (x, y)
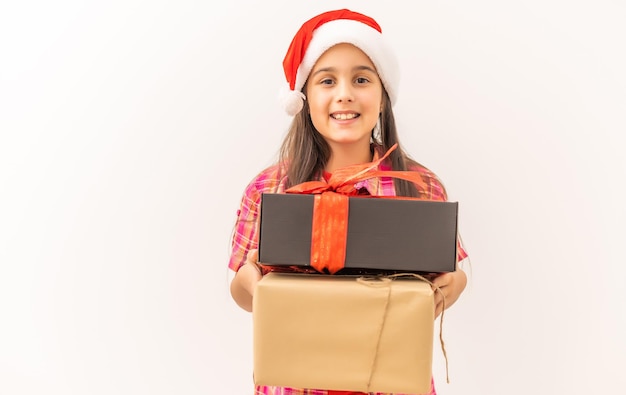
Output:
top-left (279, 88), bottom-right (306, 117)
top-left (281, 9), bottom-right (400, 116)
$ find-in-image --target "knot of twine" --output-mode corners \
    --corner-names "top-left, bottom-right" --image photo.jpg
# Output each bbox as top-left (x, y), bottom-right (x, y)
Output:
top-left (357, 273), bottom-right (450, 390)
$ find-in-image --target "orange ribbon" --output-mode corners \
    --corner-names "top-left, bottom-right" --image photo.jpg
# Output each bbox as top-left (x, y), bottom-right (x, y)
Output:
top-left (285, 144), bottom-right (427, 274)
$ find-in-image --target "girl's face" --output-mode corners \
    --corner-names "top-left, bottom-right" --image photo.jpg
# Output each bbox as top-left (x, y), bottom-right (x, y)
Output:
top-left (305, 43), bottom-right (383, 151)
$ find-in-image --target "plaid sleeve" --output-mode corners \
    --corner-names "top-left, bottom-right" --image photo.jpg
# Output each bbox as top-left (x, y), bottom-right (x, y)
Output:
top-left (228, 179), bottom-right (261, 272)
top-left (457, 235), bottom-right (468, 263)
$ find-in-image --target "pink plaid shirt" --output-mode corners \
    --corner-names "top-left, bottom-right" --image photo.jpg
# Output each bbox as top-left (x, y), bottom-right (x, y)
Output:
top-left (229, 150), bottom-right (468, 395)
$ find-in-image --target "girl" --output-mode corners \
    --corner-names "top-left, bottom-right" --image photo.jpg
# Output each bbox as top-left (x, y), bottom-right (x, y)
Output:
top-left (228, 9), bottom-right (469, 395)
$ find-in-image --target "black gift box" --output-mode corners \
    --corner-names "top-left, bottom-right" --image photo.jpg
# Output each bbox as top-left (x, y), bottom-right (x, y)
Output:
top-left (258, 193), bottom-right (459, 273)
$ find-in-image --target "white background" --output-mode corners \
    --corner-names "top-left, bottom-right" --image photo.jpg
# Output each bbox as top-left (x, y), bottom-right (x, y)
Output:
top-left (1, 1), bottom-right (625, 394)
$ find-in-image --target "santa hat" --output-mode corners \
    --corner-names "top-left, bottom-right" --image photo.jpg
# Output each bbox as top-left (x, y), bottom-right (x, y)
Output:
top-left (281, 9), bottom-right (400, 116)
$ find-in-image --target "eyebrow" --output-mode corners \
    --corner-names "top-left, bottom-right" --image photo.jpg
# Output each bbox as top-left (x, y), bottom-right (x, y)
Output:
top-left (310, 65), bottom-right (377, 78)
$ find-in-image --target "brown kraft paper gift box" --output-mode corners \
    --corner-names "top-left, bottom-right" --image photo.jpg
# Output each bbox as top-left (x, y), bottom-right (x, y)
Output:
top-left (252, 272), bottom-right (435, 394)
top-left (258, 193), bottom-right (459, 274)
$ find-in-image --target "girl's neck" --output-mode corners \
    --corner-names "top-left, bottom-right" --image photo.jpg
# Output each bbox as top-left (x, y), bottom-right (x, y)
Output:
top-left (324, 143), bottom-right (373, 174)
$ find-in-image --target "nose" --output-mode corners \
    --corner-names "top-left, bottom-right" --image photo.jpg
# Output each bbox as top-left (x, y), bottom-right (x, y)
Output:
top-left (336, 80), bottom-right (354, 102)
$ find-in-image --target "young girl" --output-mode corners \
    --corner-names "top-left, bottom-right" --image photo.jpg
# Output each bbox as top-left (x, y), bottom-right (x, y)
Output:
top-left (228, 9), bottom-right (468, 395)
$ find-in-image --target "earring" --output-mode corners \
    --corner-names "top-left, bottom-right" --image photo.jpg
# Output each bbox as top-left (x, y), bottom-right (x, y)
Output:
top-left (371, 116), bottom-right (382, 144)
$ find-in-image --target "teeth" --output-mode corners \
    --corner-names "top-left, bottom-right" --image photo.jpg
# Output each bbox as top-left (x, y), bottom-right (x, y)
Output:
top-left (333, 113), bottom-right (358, 120)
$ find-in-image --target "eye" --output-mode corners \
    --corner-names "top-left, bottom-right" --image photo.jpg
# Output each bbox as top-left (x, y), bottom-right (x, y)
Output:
top-left (355, 77), bottom-right (370, 84)
top-left (320, 78), bottom-right (334, 85)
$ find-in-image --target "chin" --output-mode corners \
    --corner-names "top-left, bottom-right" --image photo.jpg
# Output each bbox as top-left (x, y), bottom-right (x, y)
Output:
top-left (326, 137), bottom-right (371, 147)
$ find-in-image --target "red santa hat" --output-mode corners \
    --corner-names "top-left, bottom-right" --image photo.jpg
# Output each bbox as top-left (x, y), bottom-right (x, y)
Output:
top-left (281, 9), bottom-right (400, 116)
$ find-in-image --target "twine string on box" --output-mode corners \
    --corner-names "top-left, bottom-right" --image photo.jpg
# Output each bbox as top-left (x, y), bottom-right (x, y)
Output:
top-left (357, 273), bottom-right (449, 389)
top-left (356, 276), bottom-right (393, 392)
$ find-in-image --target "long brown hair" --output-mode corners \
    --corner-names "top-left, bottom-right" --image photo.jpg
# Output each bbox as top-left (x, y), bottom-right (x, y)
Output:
top-left (279, 89), bottom-right (422, 197)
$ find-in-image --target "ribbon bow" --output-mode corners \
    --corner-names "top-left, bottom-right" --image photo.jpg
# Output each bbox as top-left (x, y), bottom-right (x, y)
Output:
top-left (285, 144), bottom-right (427, 274)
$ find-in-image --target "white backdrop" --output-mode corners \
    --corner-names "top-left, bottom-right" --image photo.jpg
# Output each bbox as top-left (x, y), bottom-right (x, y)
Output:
top-left (1, 1), bottom-right (625, 394)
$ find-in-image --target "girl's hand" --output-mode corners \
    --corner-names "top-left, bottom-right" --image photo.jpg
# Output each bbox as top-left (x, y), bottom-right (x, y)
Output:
top-left (431, 269), bottom-right (467, 319)
top-left (241, 249), bottom-right (263, 295)
top-left (230, 249), bottom-right (263, 312)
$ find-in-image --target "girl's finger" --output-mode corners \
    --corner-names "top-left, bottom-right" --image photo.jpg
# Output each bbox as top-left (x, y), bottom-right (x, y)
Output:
top-left (246, 249), bottom-right (259, 263)
top-left (433, 289), bottom-right (442, 306)
top-left (434, 302), bottom-right (443, 319)
top-left (431, 272), bottom-right (451, 288)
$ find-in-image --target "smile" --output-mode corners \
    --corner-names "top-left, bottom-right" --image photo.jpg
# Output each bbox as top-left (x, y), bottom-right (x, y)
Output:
top-left (331, 113), bottom-right (359, 120)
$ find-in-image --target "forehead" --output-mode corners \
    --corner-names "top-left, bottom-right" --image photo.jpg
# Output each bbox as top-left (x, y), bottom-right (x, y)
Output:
top-left (313, 43), bottom-right (377, 70)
